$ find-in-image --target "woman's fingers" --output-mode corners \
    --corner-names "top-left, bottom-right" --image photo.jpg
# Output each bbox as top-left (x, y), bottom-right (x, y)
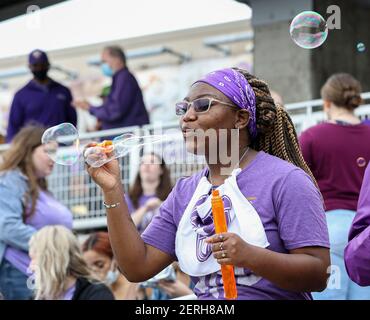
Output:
top-left (216, 257), bottom-right (232, 265)
top-left (212, 247), bottom-right (233, 265)
top-left (205, 232), bottom-right (229, 244)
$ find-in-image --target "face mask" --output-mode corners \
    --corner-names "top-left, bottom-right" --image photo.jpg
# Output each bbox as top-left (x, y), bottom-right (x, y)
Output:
top-left (105, 261), bottom-right (120, 285)
top-left (101, 63), bottom-right (114, 77)
top-left (32, 69), bottom-right (48, 81)
top-left (105, 269), bottom-right (119, 285)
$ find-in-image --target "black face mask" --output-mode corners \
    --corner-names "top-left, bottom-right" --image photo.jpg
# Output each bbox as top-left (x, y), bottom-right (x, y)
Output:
top-left (32, 69), bottom-right (48, 81)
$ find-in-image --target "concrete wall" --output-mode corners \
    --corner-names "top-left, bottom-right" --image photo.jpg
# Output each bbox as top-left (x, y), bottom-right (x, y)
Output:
top-left (312, 0), bottom-right (370, 97)
top-left (238, 0), bottom-right (370, 103)
top-left (254, 19), bottom-right (314, 103)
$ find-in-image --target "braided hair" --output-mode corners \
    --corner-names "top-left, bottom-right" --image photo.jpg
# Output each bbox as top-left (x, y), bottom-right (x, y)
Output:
top-left (234, 68), bottom-right (317, 187)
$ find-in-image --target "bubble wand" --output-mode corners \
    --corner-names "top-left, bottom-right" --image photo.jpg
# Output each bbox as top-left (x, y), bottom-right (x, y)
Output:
top-left (211, 189), bottom-right (238, 300)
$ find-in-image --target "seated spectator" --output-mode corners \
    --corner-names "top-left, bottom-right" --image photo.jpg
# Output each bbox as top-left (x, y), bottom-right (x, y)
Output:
top-left (82, 232), bottom-right (139, 300)
top-left (86, 67), bottom-right (330, 300)
top-left (156, 262), bottom-right (194, 299)
top-left (126, 153), bottom-right (172, 234)
top-left (0, 126), bottom-right (73, 300)
top-left (29, 226), bottom-right (114, 300)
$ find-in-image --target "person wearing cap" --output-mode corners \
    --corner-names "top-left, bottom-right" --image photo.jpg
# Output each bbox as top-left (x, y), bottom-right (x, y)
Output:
top-left (73, 46), bottom-right (149, 131)
top-left (6, 49), bottom-right (77, 143)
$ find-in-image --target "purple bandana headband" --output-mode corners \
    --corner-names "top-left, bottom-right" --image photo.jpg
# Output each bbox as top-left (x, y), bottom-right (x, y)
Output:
top-left (194, 68), bottom-right (257, 139)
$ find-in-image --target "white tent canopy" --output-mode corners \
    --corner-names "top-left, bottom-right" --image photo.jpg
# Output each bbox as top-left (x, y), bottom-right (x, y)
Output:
top-left (0, 0), bottom-right (251, 61)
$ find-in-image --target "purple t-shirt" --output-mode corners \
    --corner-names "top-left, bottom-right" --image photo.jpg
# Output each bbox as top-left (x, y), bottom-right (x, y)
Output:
top-left (344, 163), bottom-right (370, 286)
top-left (300, 122), bottom-right (370, 212)
top-left (63, 284), bottom-right (76, 300)
top-left (141, 151), bottom-right (329, 300)
top-left (125, 194), bottom-right (158, 233)
top-left (5, 191), bottom-right (73, 274)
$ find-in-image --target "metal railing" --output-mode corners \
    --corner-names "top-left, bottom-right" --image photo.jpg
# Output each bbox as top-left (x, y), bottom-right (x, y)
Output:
top-left (46, 124), bottom-right (206, 230)
top-left (1, 93), bottom-right (370, 230)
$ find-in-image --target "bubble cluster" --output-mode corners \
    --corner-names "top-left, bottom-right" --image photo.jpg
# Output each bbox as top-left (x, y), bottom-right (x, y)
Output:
top-left (84, 134), bottom-right (169, 168)
top-left (42, 123), bottom-right (171, 168)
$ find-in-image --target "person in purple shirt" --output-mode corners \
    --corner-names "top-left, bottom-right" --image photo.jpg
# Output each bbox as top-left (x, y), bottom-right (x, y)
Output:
top-left (86, 68), bottom-right (330, 300)
top-left (345, 164), bottom-right (370, 286)
top-left (74, 46), bottom-right (149, 132)
top-left (300, 73), bottom-right (370, 299)
top-left (6, 49), bottom-right (77, 143)
top-left (125, 153), bottom-right (173, 234)
top-left (0, 126), bottom-right (73, 300)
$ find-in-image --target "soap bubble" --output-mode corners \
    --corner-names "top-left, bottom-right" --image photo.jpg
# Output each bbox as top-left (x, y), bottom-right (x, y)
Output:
top-left (357, 157), bottom-right (367, 168)
top-left (41, 123), bottom-right (80, 165)
top-left (357, 42), bottom-right (366, 52)
top-left (290, 11), bottom-right (328, 49)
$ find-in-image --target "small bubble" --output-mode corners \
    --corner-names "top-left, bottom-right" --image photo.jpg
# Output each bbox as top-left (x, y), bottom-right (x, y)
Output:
top-left (357, 157), bottom-right (367, 168)
top-left (357, 42), bottom-right (366, 52)
top-left (290, 11), bottom-right (328, 49)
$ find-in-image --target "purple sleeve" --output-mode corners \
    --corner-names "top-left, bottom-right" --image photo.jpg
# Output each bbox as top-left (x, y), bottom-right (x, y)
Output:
top-left (6, 93), bottom-right (24, 143)
top-left (89, 72), bottom-right (135, 122)
top-left (275, 169), bottom-right (330, 250)
top-left (299, 129), bottom-right (314, 171)
top-left (344, 164), bottom-right (370, 286)
top-left (141, 185), bottom-right (178, 259)
top-left (65, 89), bottom-right (77, 126)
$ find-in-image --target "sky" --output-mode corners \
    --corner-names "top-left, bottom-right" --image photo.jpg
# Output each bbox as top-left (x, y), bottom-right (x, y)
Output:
top-left (0, 0), bottom-right (251, 60)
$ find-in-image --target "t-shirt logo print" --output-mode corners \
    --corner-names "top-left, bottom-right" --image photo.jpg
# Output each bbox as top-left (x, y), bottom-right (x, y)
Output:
top-left (190, 194), bottom-right (232, 262)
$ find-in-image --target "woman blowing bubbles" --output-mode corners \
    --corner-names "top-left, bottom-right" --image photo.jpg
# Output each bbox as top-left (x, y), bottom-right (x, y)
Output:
top-left (86, 68), bottom-right (330, 300)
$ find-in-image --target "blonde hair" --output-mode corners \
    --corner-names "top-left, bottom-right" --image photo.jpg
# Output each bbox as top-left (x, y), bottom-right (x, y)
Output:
top-left (29, 226), bottom-right (93, 300)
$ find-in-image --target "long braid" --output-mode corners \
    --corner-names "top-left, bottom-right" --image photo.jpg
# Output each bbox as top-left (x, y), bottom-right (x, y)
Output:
top-left (234, 68), bottom-right (318, 188)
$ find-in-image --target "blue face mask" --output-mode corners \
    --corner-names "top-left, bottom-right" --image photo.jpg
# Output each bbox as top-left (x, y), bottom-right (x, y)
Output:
top-left (101, 63), bottom-right (114, 77)
top-left (105, 263), bottom-right (120, 285)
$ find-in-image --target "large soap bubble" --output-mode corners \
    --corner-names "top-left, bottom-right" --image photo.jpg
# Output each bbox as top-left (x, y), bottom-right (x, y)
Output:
top-left (41, 123), bottom-right (80, 165)
top-left (290, 11), bottom-right (328, 49)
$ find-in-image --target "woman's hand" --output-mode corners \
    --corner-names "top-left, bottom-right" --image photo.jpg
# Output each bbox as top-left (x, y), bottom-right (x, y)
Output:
top-left (206, 232), bottom-right (253, 268)
top-left (157, 279), bottom-right (193, 298)
top-left (85, 143), bottom-right (122, 193)
top-left (144, 197), bottom-right (162, 212)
